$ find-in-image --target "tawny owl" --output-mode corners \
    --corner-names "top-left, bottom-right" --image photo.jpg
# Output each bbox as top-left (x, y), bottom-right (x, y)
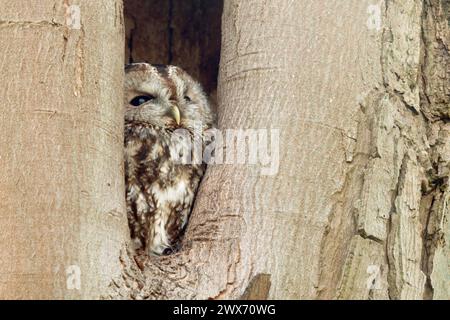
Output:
top-left (124, 63), bottom-right (215, 256)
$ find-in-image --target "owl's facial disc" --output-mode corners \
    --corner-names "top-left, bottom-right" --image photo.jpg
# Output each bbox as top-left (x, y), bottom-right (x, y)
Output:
top-left (125, 63), bottom-right (215, 131)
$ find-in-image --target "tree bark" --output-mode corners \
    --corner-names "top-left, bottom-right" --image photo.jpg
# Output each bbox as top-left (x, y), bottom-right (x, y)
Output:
top-left (0, 0), bottom-right (448, 300)
top-left (109, 0), bottom-right (449, 300)
top-left (0, 1), bottom-right (126, 299)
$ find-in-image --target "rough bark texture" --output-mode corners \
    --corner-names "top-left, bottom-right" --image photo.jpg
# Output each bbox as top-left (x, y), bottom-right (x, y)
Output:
top-left (109, 0), bottom-right (449, 300)
top-left (0, 1), bottom-right (126, 299)
top-left (320, 0), bottom-right (450, 300)
top-left (0, 0), bottom-right (448, 300)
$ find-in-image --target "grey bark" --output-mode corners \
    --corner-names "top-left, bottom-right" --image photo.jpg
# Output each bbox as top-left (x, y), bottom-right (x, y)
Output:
top-left (0, 0), bottom-right (448, 300)
top-left (108, 0), bottom-right (449, 300)
top-left (0, 0), bottom-right (126, 299)
top-left (110, 0), bottom-right (449, 300)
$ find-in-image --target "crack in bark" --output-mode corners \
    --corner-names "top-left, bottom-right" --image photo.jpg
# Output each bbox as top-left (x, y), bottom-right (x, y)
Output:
top-left (386, 152), bottom-right (408, 300)
top-left (420, 194), bottom-right (436, 299)
top-left (417, 0), bottom-right (450, 299)
top-left (0, 20), bottom-right (64, 28)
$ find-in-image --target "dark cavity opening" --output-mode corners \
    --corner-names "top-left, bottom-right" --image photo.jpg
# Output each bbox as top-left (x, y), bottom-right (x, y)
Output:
top-left (124, 0), bottom-right (223, 96)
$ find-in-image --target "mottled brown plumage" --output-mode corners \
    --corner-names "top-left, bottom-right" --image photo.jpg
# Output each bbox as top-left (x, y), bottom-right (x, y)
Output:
top-left (124, 63), bottom-right (215, 255)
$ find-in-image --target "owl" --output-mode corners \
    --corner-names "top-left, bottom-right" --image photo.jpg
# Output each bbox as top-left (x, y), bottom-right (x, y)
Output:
top-left (124, 63), bottom-right (215, 255)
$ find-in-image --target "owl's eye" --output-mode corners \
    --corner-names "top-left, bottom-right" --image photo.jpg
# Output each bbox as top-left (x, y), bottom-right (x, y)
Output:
top-left (184, 95), bottom-right (192, 103)
top-left (130, 95), bottom-right (155, 106)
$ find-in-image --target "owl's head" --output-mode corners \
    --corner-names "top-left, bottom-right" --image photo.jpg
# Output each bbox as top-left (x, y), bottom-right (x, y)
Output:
top-left (124, 63), bottom-right (215, 131)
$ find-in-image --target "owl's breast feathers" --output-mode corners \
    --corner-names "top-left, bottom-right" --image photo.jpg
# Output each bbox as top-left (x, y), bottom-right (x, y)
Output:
top-left (125, 123), bottom-right (205, 255)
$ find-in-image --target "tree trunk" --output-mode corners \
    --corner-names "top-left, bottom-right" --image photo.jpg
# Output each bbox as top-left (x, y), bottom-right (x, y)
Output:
top-left (0, 0), bottom-right (448, 300)
top-left (0, 1), bottom-right (126, 299)
top-left (108, 0), bottom-right (449, 300)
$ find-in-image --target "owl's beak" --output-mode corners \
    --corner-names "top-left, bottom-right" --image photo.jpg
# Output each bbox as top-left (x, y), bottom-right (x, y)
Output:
top-left (168, 105), bottom-right (181, 125)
